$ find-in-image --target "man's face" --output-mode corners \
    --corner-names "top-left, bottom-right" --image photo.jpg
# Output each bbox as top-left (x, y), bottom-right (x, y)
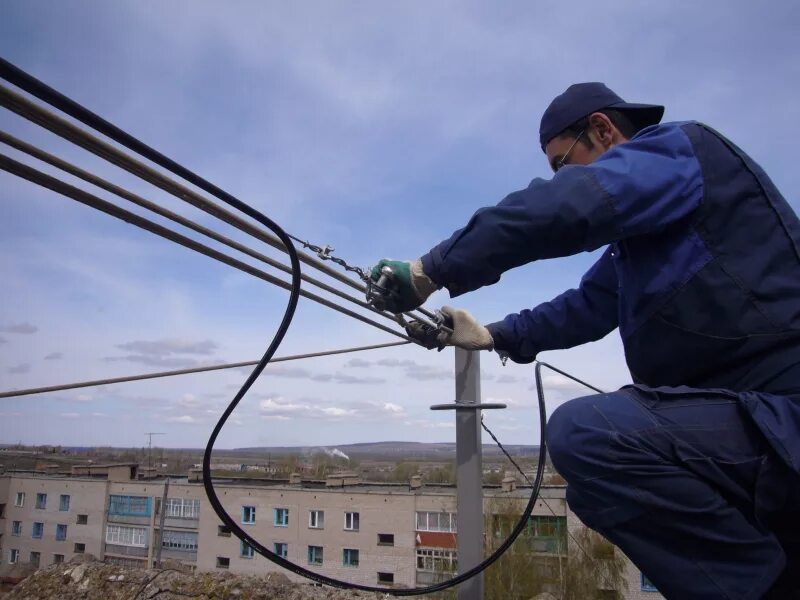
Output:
top-left (544, 133), bottom-right (604, 174)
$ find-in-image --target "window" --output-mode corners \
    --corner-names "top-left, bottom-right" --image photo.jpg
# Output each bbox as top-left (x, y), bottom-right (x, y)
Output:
top-left (77, 514), bottom-right (88, 525)
top-left (416, 548), bottom-right (458, 573)
top-left (105, 525), bottom-right (147, 547)
top-left (416, 511), bottom-right (457, 533)
top-left (36, 493), bottom-right (47, 509)
top-left (343, 548), bottom-right (359, 567)
top-left (241, 506), bottom-right (256, 524)
top-left (29, 552), bottom-right (40, 568)
top-left (56, 524), bottom-right (68, 541)
top-left (108, 495), bottom-right (151, 517)
top-left (274, 508), bottom-right (289, 527)
top-left (377, 533), bottom-right (394, 546)
top-left (377, 572), bottom-right (394, 584)
top-left (216, 556), bottom-right (230, 569)
top-left (74, 543), bottom-right (85, 553)
top-left (217, 525), bottom-right (231, 537)
top-left (9, 549), bottom-right (19, 564)
top-left (12, 521), bottom-right (22, 536)
top-left (309, 510), bottom-right (324, 529)
top-left (523, 515), bottom-right (567, 554)
top-left (240, 540), bottom-right (254, 559)
top-left (344, 512), bottom-right (360, 531)
top-left (642, 573), bottom-right (659, 592)
top-left (59, 495), bottom-right (70, 511)
top-left (53, 554), bottom-right (64, 564)
top-left (307, 545), bottom-right (323, 565)
top-left (165, 498), bottom-right (200, 519)
top-left (0, 503), bottom-right (5, 518)
top-left (32, 522), bottom-right (44, 539)
top-left (274, 542), bottom-right (288, 558)
top-left (161, 530), bottom-right (198, 552)
top-left (15, 492), bottom-right (25, 507)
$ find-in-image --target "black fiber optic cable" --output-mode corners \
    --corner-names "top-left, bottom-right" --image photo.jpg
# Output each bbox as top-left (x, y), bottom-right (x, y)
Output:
top-left (0, 57), bottom-right (549, 596)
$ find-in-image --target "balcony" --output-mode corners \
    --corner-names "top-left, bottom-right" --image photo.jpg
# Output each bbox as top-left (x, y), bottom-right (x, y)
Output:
top-left (104, 543), bottom-right (149, 558)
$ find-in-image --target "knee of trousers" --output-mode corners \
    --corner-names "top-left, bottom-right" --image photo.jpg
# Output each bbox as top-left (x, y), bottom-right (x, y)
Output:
top-left (546, 394), bottom-right (617, 483)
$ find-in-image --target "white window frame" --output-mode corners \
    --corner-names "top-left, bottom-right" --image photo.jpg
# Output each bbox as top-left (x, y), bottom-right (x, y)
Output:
top-left (274, 507), bottom-right (289, 527)
top-left (59, 494), bottom-right (70, 512)
top-left (416, 548), bottom-right (458, 573)
top-left (35, 493), bottom-right (47, 510)
top-left (165, 497), bottom-right (200, 519)
top-left (309, 510), bottom-right (324, 529)
top-left (242, 505), bottom-right (256, 525)
top-left (32, 522), bottom-right (44, 539)
top-left (307, 545), bottom-right (323, 565)
top-left (105, 525), bottom-right (147, 547)
top-left (274, 542), bottom-right (288, 558)
top-left (9, 549), bottom-right (19, 564)
top-left (344, 511), bottom-right (360, 531)
top-left (14, 492), bottom-right (24, 507)
top-left (415, 511), bottom-right (457, 533)
top-left (161, 529), bottom-right (198, 552)
top-left (11, 520), bottom-right (21, 536)
top-left (240, 540), bottom-right (255, 558)
top-left (343, 548), bottom-right (359, 567)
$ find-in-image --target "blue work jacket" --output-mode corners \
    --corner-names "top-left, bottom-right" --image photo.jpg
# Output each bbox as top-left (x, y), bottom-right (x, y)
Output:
top-left (421, 122), bottom-right (800, 470)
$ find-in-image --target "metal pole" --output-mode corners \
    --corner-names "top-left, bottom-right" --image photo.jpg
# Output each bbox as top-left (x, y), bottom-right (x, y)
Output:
top-left (454, 348), bottom-right (484, 600)
top-left (155, 479), bottom-right (169, 567)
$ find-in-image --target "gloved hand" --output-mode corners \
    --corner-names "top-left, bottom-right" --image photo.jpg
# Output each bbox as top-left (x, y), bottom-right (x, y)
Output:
top-left (407, 306), bottom-right (494, 351)
top-left (370, 258), bottom-right (439, 313)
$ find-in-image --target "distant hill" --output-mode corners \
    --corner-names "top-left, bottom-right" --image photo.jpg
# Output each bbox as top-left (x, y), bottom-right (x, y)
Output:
top-left (233, 441), bottom-right (540, 460)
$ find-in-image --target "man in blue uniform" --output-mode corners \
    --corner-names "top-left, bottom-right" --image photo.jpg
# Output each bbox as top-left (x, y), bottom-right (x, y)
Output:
top-left (372, 83), bottom-right (800, 599)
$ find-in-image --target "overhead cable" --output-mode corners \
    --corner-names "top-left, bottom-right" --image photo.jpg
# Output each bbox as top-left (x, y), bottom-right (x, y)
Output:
top-left (0, 81), bottom-right (439, 327)
top-left (0, 341), bottom-right (411, 399)
top-left (0, 130), bottom-right (437, 329)
top-left (0, 153), bottom-right (413, 343)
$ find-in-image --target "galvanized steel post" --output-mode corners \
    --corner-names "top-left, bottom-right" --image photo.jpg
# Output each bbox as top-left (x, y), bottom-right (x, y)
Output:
top-left (454, 348), bottom-right (484, 600)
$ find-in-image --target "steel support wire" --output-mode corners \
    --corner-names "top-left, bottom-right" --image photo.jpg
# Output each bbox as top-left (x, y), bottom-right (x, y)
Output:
top-left (0, 130), bottom-right (417, 330)
top-left (0, 59), bottom-right (545, 595)
top-left (0, 76), bottom-right (440, 328)
top-left (0, 341), bottom-right (411, 399)
top-left (0, 153), bottom-right (412, 343)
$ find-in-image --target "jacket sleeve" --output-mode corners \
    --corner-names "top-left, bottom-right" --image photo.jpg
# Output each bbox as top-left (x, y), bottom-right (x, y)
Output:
top-left (485, 249), bottom-right (619, 363)
top-left (420, 122), bottom-right (704, 297)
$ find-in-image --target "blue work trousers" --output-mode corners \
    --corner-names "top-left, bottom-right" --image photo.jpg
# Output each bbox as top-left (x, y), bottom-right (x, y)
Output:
top-left (547, 386), bottom-right (800, 599)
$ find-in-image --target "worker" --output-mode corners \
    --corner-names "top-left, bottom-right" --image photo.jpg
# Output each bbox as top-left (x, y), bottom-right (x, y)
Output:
top-left (372, 82), bottom-right (800, 599)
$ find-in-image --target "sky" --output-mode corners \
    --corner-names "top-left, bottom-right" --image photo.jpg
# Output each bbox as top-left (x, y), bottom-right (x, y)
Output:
top-left (1, 1), bottom-right (799, 450)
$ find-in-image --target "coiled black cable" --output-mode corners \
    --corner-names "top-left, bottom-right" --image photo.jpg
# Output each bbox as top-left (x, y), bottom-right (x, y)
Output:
top-left (0, 57), bottom-right (548, 595)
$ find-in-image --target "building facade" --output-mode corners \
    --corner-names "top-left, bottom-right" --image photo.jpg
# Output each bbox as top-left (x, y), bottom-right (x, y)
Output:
top-left (0, 467), bottom-right (664, 598)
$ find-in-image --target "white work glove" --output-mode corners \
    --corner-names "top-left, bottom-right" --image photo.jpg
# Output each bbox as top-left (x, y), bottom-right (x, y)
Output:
top-left (406, 306), bottom-right (494, 351)
top-left (438, 306), bottom-right (494, 350)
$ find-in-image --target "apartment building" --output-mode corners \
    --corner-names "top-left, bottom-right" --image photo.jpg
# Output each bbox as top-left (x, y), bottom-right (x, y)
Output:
top-left (0, 466), bottom-right (664, 599)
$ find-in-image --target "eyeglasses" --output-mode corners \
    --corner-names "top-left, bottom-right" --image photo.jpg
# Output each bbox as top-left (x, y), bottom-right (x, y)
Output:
top-left (554, 129), bottom-right (586, 172)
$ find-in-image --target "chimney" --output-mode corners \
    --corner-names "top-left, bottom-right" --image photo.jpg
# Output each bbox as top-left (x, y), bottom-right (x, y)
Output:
top-left (289, 472), bottom-right (302, 485)
top-left (501, 475), bottom-right (517, 493)
top-left (410, 474), bottom-right (423, 489)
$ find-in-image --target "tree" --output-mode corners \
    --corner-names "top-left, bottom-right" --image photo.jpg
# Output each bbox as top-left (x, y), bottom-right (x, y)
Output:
top-left (561, 527), bottom-right (628, 600)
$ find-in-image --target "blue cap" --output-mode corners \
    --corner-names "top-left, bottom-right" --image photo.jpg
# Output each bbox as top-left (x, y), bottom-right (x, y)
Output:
top-left (539, 82), bottom-right (664, 150)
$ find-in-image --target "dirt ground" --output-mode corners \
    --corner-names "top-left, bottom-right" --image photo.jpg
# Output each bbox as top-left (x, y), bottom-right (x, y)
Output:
top-left (4, 559), bottom-right (427, 600)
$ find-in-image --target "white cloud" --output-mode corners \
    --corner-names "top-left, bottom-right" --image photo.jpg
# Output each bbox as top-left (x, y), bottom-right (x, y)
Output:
top-left (166, 415), bottom-right (196, 424)
top-left (116, 339), bottom-right (218, 356)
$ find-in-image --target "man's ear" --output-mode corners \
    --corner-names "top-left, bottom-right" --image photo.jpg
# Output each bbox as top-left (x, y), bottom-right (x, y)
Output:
top-left (587, 112), bottom-right (615, 149)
